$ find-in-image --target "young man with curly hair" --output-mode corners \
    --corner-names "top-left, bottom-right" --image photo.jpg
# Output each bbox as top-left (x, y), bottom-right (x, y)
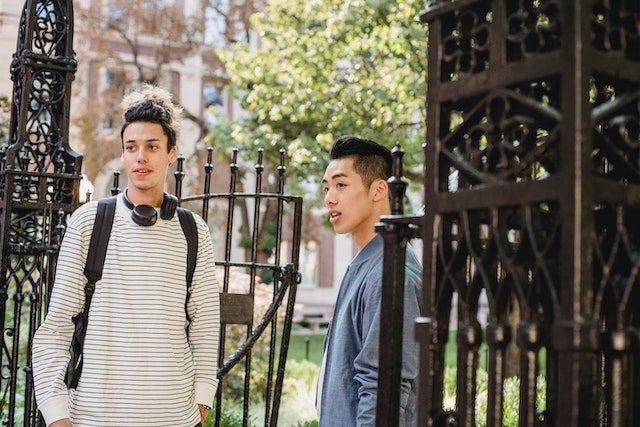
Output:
top-left (33, 85), bottom-right (220, 427)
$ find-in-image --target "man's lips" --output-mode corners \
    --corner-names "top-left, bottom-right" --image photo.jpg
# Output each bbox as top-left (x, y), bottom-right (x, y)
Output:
top-left (133, 168), bottom-right (152, 175)
top-left (329, 211), bottom-right (341, 224)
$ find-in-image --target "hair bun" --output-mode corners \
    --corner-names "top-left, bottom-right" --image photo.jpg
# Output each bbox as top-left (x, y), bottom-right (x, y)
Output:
top-left (121, 84), bottom-right (183, 132)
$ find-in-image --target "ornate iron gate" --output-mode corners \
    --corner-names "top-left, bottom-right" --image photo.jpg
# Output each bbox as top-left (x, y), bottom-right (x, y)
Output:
top-left (0, 0), bottom-right (80, 425)
top-left (376, 0), bottom-right (640, 426)
top-left (0, 1), bottom-right (303, 426)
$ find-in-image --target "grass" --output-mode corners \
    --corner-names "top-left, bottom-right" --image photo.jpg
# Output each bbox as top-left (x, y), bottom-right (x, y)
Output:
top-left (286, 332), bottom-right (325, 365)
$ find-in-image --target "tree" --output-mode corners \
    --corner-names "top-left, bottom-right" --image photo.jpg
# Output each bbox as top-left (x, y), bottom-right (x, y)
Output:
top-left (72, 0), bottom-right (258, 183)
top-left (210, 0), bottom-right (428, 188)
top-left (73, 0), bottom-right (271, 262)
top-left (73, 0), bottom-right (200, 182)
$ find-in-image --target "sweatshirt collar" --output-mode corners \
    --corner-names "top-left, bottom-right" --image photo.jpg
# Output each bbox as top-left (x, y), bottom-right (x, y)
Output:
top-left (351, 234), bottom-right (383, 265)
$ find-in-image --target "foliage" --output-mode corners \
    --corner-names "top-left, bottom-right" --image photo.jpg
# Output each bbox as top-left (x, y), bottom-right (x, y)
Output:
top-left (238, 220), bottom-right (276, 257)
top-left (72, 0), bottom-right (260, 182)
top-left (442, 367), bottom-right (547, 427)
top-left (205, 400), bottom-right (254, 427)
top-left (0, 95), bottom-right (11, 144)
top-left (211, 0), bottom-right (428, 188)
top-left (208, 359), bottom-right (320, 426)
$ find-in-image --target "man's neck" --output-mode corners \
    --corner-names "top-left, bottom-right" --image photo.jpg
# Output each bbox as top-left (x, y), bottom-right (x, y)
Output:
top-left (352, 205), bottom-right (391, 251)
top-left (126, 187), bottom-right (164, 207)
top-left (352, 229), bottom-right (377, 252)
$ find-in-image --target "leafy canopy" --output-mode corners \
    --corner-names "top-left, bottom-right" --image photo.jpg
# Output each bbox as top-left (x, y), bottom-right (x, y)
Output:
top-left (211, 0), bottom-right (428, 184)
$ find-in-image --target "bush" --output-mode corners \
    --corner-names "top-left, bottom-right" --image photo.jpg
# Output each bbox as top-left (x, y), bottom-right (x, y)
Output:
top-left (217, 270), bottom-right (320, 425)
top-left (205, 403), bottom-right (251, 427)
top-left (442, 366), bottom-right (546, 426)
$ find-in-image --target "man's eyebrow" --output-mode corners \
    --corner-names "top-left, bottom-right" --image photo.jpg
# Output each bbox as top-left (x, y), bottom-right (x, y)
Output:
top-left (321, 172), bottom-right (348, 184)
top-left (124, 138), bottom-right (161, 144)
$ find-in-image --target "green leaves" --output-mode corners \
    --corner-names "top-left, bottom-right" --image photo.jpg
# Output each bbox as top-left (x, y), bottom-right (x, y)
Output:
top-left (210, 0), bottom-right (428, 184)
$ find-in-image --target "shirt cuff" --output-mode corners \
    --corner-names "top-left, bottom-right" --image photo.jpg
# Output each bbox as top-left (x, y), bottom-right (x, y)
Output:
top-left (195, 379), bottom-right (219, 407)
top-left (39, 394), bottom-right (69, 426)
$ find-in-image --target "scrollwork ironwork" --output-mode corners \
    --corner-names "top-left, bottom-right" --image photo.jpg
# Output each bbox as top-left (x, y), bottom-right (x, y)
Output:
top-left (32, 0), bottom-right (69, 58)
top-left (430, 202), bottom-right (560, 424)
top-left (592, 0), bottom-right (640, 61)
top-left (440, 2), bottom-right (490, 82)
top-left (439, 79), bottom-right (561, 191)
top-left (591, 201), bottom-right (640, 424)
top-left (506, 0), bottom-right (561, 62)
top-left (1, 1), bottom-right (78, 424)
top-left (591, 74), bottom-right (640, 183)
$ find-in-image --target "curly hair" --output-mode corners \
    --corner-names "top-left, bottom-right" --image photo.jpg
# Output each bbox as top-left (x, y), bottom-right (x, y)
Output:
top-left (120, 84), bottom-right (183, 151)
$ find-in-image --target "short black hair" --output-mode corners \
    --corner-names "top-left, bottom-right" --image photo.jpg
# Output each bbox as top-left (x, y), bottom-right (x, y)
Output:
top-left (330, 136), bottom-right (392, 187)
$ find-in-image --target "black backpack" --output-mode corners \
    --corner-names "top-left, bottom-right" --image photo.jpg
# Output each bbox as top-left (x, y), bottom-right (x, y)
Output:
top-left (66, 196), bottom-right (198, 389)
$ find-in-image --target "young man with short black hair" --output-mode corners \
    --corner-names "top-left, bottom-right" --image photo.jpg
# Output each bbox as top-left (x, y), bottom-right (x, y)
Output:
top-left (317, 136), bottom-right (422, 426)
top-left (32, 85), bottom-right (220, 427)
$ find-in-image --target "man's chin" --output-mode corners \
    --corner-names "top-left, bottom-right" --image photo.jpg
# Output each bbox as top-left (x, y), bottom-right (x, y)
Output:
top-left (127, 182), bottom-right (156, 192)
top-left (331, 225), bottom-right (350, 235)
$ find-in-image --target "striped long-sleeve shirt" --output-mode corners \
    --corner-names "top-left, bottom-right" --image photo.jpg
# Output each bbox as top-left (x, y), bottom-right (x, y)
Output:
top-left (32, 194), bottom-right (220, 427)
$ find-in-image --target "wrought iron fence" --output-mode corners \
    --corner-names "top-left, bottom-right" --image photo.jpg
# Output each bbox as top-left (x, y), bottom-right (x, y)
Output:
top-left (0, 1), bottom-right (303, 426)
top-left (375, 0), bottom-right (640, 426)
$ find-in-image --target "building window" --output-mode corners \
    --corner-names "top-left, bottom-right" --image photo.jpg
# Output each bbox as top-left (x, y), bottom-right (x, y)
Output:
top-left (102, 69), bottom-right (128, 129)
top-left (203, 82), bottom-right (224, 129)
top-left (299, 240), bottom-right (320, 287)
top-left (204, 1), bottom-right (229, 47)
top-left (106, 0), bottom-right (128, 22)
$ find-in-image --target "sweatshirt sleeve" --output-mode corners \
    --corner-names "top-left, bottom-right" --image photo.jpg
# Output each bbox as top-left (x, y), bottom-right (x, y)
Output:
top-left (32, 203), bottom-right (96, 426)
top-left (353, 267), bottom-right (422, 426)
top-left (186, 215), bottom-right (220, 407)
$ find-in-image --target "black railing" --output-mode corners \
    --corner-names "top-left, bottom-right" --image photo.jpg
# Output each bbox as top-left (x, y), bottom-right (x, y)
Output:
top-left (375, 0), bottom-right (640, 426)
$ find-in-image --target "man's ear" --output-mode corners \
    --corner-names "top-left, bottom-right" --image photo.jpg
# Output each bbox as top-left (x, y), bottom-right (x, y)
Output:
top-left (169, 147), bottom-right (178, 164)
top-left (370, 178), bottom-right (389, 202)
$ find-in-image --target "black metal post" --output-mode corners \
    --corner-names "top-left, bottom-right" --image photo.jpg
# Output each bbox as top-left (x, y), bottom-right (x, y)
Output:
top-left (111, 170), bottom-right (120, 196)
top-left (174, 154), bottom-right (185, 202)
top-left (375, 144), bottom-right (420, 426)
top-left (215, 148), bottom-right (239, 427)
top-left (0, 1), bottom-right (80, 425)
top-left (202, 147), bottom-right (213, 222)
top-left (265, 148), bottom-right (287, 425)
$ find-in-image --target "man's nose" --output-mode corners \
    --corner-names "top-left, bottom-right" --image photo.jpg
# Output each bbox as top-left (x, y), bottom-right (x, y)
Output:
top-left (136, 148), bottom-right (147, 162)
top-left (324, 189), bottom-right (335, 206)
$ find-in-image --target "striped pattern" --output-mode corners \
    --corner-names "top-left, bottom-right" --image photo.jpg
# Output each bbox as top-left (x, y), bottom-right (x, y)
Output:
top-left (33, 195), bottom-right (220, 427)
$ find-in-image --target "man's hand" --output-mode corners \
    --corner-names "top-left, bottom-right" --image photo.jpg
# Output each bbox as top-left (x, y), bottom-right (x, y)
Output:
top-left (49, 419), bottom-right (72, 427)
top-left (198, 404), bottom-right (210, 424)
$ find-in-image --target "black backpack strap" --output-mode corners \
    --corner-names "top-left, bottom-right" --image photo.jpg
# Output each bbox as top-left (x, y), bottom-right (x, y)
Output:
top-left (177, 207), bottom-right (198, 327)
top-left (67, 196), bottom-right (116, 389)
top-left (84, 196), bottom-right (117, 285)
